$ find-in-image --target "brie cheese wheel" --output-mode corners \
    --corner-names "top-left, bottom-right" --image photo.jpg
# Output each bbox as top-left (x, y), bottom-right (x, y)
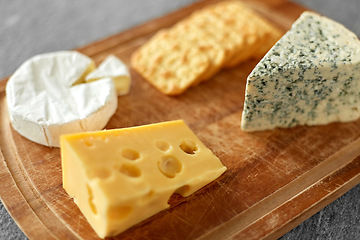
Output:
top-left (85, 55), bottom-right (131, 96)
top-left (6, 51), bottom-right (118, 147)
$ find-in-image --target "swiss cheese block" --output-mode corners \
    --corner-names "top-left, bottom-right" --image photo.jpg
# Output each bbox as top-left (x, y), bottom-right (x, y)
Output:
top-left (6, 51), bottom-right (118, 147)
top-left (241, 11), bottom-right (360, 131)
top-left (85, 55), bottom-right (131, 96)
top-left (61, 120), bottom-right (226, 238)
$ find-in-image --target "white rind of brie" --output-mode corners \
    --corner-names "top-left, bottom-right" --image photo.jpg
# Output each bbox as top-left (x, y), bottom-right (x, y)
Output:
top-left (6, 51), bottom-right (118, 147)
top-left (85, 54), bottom-right (131, 96)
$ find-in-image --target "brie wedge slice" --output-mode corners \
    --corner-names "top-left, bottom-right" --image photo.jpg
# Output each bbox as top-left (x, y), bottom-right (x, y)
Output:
top-left (6, 51), bottom-right (118, 147)
top-left (85, 55), bottom-right (131, 96)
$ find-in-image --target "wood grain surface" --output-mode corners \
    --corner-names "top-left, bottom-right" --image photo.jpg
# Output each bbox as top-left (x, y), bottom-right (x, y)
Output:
top-left (2, 0), bottom-right (360, 239)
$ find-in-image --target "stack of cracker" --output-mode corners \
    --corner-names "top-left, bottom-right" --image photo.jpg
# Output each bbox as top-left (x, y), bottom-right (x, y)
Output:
top-left (131, 1), bottom-right (282, 95)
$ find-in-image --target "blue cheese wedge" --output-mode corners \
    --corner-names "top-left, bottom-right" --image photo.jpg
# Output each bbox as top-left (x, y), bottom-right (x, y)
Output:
top-left (241, 11), bottom-right (360, 131)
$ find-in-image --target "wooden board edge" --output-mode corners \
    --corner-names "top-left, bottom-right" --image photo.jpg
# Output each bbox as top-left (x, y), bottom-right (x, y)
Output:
top-left (199, 156), bottom-right (360, 240)
top-left (0, 93), bottom-right (57, 239)
top-left (76, 0), bottom-right (222, 58)
top-left (0, 78), bottom-right (7, 94)
top-left (0, 93), bottom-right (81, 240)
top-left (247, 0), bottom-right (307, 30)
top-left (76, 0), bottom-right (306, 60)
top-left (198, 135), bottom-right (360, 240)
top-left (0, 151), bottom-right (57, 240)
top-left (266, 170), bottom-right (360, 240)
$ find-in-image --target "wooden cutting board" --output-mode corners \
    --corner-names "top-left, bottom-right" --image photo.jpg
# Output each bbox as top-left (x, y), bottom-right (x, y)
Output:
top-left (2, 0), bottom-right (360, 239)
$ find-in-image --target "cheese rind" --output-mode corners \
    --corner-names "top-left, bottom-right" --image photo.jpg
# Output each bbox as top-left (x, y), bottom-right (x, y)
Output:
top-left (61, 120), bottom-right (226, 238)
top-left (241, 11), bottom-right (360, 131)
top-left (6, 51), bottom-right (118, 147)
top-left (85, 55), bottom-right (131, 96)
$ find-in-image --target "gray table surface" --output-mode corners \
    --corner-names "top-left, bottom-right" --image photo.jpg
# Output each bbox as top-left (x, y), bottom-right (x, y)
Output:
top-left (1, 0), bottom-right (360, 239)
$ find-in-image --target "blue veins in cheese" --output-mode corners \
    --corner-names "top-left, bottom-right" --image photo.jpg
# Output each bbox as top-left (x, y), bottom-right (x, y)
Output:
top-left (241, 11), bottom-right (360, 131)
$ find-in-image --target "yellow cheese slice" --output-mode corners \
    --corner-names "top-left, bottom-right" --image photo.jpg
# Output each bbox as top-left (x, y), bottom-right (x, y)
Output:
top-left (61, 120), bottom-right (226, 238)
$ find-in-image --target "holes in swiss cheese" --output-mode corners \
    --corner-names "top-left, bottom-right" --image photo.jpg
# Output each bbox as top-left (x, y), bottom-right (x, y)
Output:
top-left (179, 139), bottom-right (198, 154)
top-left (140, 190), bottom-right (155, 204)
top-left (118, 163), bottom-right (141, 178)
top-left (108, 205), bottom-right (133, 221)
top-left (87, 184), bottom-right (97, 215)
top-left (158, 155), bottom-right (182, 178)
top-left (167, 186), bottom-right (189, 206)
top-left (83, 137), bottom-right (94, 147)
top-left (83, 135), bottom-right (107, 146)
top-left (87, 167), bottom-right (111, 180)
top-left (155, 140), bottom-right (171, 152)
top-left (121, 149), bottom-right (140, 160)
top-left (175, 185), bottom-right (190, 196)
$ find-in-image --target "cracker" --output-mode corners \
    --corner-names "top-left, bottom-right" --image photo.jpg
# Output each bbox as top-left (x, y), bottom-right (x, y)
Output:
top-left (193, 1), bottom-right (280, 68)
top-left (225, 11), bottom-right (282, 67)
top-left (131, 30), bottom-right (210, 95)
top-left (253, 27), bottom-right (283, 59)
top-left (130, 1), bottom-right (282, 95)
top-left (170, 20), bottom-right (227, 82)
top-left (185, 6), bottom-right (247, 66)
top-left (209, 2), bottom-right (263, 67)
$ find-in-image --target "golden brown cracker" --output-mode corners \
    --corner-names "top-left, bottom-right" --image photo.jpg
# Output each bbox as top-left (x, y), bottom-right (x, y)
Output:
top-left (130, 1), bottom-right (282, 95)
top-left (131, 30), bottom-right (211, 95)
top-left (170, 20), bottom-right (227, 82)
